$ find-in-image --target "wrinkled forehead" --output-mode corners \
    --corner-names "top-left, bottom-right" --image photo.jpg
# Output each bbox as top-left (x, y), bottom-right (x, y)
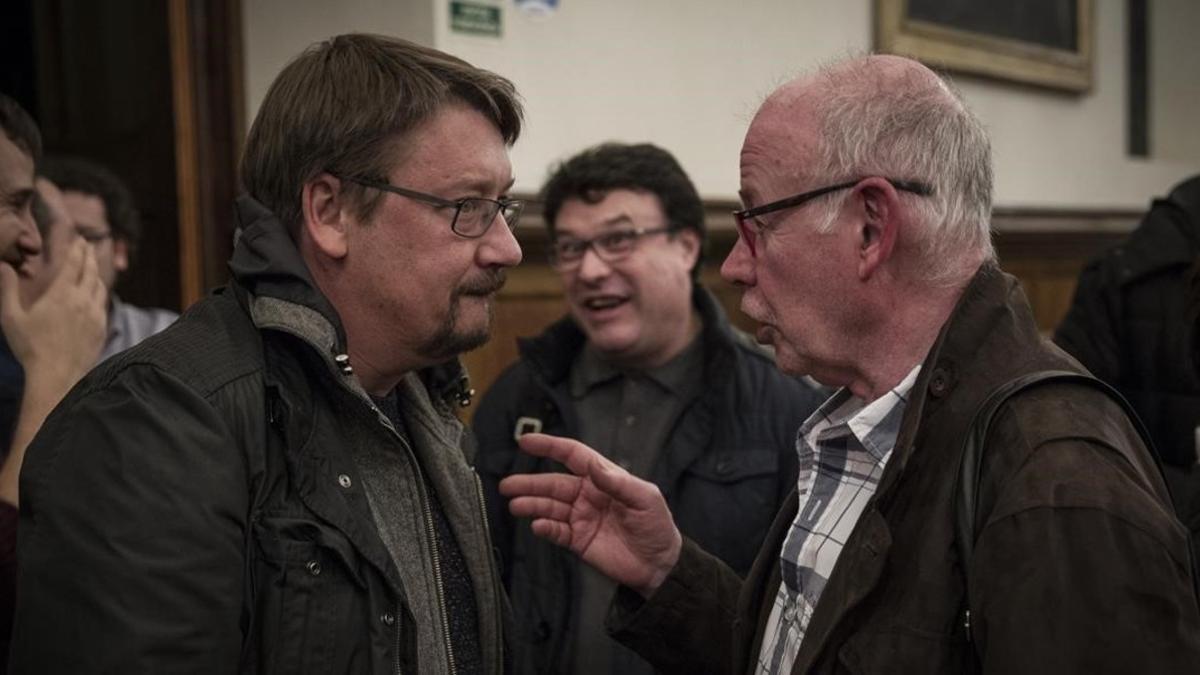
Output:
top-left (740, 90), bottom-right (822, 198)
top-left (556, 189), bottom-right (665, 233)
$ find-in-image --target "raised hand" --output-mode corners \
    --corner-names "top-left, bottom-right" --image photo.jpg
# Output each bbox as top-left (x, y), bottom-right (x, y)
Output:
top-left (499, 433), bottom-right (682, 597)
top-left (0, 238), bottom-right (107, 505)
top-left (0, 237), bottom-right (107, 382)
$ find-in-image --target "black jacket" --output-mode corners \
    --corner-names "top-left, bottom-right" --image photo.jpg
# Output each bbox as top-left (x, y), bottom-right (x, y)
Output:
top-left (473, 288), bottom-right (825, 674)
top-left (1056, 174), bottom-right (1200, 469)
top-left (9, 196), bottom-right (506, 673)
top-left (1056, 175), bottom-right (1200, 557)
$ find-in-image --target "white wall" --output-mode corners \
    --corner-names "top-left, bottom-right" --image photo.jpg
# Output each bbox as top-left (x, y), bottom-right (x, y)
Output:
top-left (1152, 0), bottom-right (1200, 164)
top-left (244, 0), bottom-right (1200, 211)
top-left (242, 0), bottom-right (434, 126)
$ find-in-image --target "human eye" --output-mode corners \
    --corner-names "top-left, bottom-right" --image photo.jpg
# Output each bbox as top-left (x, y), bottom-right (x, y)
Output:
top-left (456, 198), bottom-right (483, 216)
top-left (599, 230), bottom-right (638, 253)
top-left (554, 238), bottom-right (587, 261)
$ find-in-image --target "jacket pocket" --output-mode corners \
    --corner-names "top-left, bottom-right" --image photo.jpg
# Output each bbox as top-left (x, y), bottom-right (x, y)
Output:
top-left (248, 514), bottom-right (368, 675)
top-left (673, 449), bottom-right (782, 575)
top-left (835, 626), bottom-right (968, 674)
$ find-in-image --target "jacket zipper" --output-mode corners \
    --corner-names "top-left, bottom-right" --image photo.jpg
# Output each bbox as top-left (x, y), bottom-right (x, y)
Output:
top-left (317, 348), bottom-right (460, 674)
top-left (394, 424), bottom-right (458, 675)
top-left (473, 472), bottom-right (504, 674)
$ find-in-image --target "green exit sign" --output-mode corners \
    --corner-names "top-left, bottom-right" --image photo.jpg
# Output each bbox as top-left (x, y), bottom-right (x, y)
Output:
top-left (451, 1), bottom-right (502, 37)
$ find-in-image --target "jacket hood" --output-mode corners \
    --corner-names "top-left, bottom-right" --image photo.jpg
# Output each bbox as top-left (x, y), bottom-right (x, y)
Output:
top-left (1168, 174), bottom-right (1200, 221)
top-left (228, 194), bottom-right (348, 352)
top-left (1117, 175), bottom-right (1200, 284)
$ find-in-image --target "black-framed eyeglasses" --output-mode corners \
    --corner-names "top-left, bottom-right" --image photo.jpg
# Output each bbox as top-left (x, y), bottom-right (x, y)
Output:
top-left (732, 177), bottom-right (933, 256)
top-left (336, 175), bottom-right (523, 238)
top-left (549, 226), bottom-right (676, 270)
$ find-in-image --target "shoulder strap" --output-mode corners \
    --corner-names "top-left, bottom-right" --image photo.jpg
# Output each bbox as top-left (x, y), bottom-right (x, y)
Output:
top-left (955, 370), bottom-right (1198, 649)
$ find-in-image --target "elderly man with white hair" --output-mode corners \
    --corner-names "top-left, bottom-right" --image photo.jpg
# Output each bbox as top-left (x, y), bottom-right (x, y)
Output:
top-left (499, 54), bottom-right (1200, 674)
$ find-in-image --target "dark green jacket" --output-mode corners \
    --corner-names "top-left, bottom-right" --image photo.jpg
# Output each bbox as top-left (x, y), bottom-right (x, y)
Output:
top-left (10, 196), bottom-right (505, 674)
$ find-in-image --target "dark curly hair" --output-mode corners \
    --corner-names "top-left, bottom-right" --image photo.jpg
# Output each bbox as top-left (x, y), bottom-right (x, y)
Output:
top-left (41, 156), bottom-right (141, 249)
top-left (540, 142), bottom-right (705, 277)
top-left (0, 93), bottom-right (41, 163)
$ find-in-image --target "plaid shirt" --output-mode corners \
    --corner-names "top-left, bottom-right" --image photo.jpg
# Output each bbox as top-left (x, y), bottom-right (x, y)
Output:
top-left (755, 366), bottom-right (919, 674)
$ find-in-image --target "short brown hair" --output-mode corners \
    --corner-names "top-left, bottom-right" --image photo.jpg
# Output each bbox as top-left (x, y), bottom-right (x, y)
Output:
top-left (241, 33), bottom-right (523, 233)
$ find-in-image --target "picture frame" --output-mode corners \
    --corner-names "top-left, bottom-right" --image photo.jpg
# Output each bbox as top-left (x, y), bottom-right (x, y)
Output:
top-left (875, 0), bottom-right (1094, 93)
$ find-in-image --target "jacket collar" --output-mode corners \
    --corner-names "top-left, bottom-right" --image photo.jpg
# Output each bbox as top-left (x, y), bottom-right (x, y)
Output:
top-left (228, 194), bottom-right (348, 355)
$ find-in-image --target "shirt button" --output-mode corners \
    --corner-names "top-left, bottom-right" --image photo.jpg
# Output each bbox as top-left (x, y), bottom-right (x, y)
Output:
top-left (338, 474), bottom-right (353, 489)
top-left (624, 415), bottom-right (636, 426)
top-left (306, 561), bottom-right (322, 576)
top-left (381, 613), bottom-right (396, 626)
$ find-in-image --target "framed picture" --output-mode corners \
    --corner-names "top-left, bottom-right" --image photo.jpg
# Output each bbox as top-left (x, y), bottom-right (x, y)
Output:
top-left (875, 0), bottom-right (1094, 93)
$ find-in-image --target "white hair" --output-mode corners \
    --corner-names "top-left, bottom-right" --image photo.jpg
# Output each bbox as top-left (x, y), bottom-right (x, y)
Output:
top-left (802, 59), bottom-right (995, 285)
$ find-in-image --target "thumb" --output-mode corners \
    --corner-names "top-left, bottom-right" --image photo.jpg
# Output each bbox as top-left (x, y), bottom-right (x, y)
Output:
top-left (589, 455), bottom-right (656, 511)
top-left (0, 263), bottom-right (22, 324)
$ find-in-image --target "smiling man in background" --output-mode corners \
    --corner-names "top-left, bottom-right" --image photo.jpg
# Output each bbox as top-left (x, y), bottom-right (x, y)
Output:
top-left (474, 142), bottom-right (824, 675)
top-left (0, 94), bottom-right (107, 672)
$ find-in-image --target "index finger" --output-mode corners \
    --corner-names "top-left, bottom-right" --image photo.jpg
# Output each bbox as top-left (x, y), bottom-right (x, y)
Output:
top-left (517, 433), bottom-right (615, 478)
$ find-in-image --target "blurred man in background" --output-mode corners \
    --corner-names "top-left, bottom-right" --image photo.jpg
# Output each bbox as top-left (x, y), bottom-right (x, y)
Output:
top-left (42, 157), bottom-right (177, 360)
top-left (0, 94), bottom-right (106, 673)
top-left (475, 142), bottom-right (824, 675)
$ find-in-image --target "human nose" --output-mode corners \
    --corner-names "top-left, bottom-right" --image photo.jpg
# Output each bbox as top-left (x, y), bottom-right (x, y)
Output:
top-left (478, 212), bottom-right (523, 268)
top-left (575, 244), bottom-right (612, 282)
top-left (17, 210), bottom-right (42, 257)
top-left (720, 233), bottom-right (755, 287)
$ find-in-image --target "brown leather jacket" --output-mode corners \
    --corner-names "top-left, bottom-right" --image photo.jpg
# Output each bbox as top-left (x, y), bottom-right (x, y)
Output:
top-left (610, 264), bottom-right (1200, 674)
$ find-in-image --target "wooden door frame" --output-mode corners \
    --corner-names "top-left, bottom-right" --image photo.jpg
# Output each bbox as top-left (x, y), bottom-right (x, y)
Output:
top-left (167, 0), bottom-right (244, 308)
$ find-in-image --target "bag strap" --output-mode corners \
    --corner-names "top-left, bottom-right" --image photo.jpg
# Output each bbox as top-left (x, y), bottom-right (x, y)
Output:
top-left (954, 369), bottom-right (1198, 651)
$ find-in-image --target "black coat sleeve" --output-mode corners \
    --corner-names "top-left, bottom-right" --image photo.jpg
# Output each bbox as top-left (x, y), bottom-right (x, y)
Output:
top-left (607, 537), bottom-right (744, 675)
top-left (10, 364), bottom-right (249, 673)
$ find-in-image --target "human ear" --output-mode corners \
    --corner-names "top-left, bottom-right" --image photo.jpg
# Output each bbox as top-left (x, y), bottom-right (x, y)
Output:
top-left (854, 179), bottom-right (900, 280)
top-left (301, 174), bottom-right (350, 259)
top-left (112, 238), bottom-right (130, 273)
top-left (674, 228), bottom-right (702, 269)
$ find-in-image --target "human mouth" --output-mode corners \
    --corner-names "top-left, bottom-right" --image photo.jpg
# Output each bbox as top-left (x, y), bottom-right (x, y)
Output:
top-left (579, 294), bottom-right (630, 318)
top-left (583, 295), bottom-right (626, 310)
